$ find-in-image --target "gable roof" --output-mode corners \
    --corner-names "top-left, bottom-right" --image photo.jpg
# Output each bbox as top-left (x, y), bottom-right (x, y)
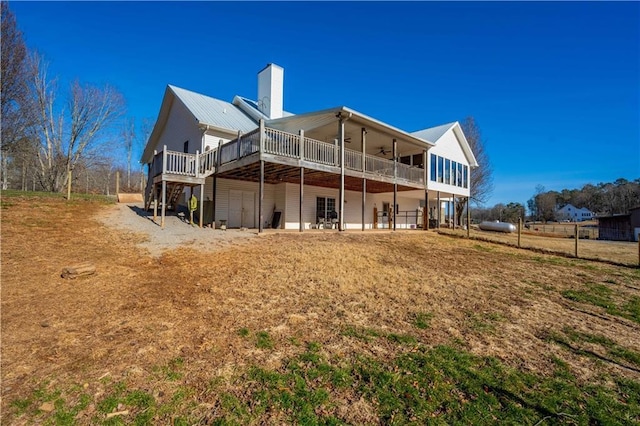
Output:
top-left (411, 122), bottom-right (456, 143)
top-left (411, 122), bottom-right (479, 168)
top-left (169, 85), bottom-right (257, 132)
top-left (141, 85), bottom-right (258, 162)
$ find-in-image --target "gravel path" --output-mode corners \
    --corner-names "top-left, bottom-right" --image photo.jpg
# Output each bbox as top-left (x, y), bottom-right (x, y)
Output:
top-left (98, 203), bottom-right (258, 257)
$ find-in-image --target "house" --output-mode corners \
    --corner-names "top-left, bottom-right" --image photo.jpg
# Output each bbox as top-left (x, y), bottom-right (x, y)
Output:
top-left (598, 206), bottom-right (640, 241)
top-left (140, 64), bottom-right (478, 231)
top-left (556, 204), bottom-right (594, 222)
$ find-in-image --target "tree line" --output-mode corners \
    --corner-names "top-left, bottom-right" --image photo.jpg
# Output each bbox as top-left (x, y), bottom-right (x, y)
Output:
top-left (0, 3), bottom-right (148, 196)
top-left (526, 179), bottom-right (640, 222)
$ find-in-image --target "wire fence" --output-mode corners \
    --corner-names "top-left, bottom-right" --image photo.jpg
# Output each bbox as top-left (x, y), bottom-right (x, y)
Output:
top-left (438, 223), bottom-right (640, 267)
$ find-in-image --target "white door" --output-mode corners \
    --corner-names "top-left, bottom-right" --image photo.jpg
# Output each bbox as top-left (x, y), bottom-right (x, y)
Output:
top-left (229, 190), bottom-right (242, 228)
top-left (228, 190), bottom-right (255, 228)
top-left (242, 191), bottom-right (255, 228)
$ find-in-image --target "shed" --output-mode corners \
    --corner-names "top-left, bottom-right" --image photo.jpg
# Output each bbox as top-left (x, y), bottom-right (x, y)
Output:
top-left (598, 206), bottom-right (640, 241)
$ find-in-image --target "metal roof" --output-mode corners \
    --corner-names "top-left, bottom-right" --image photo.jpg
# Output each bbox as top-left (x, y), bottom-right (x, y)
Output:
top-left (411, 122), bottom-right (457, 143)
top-left (169, 85), bottom-right (258, 133)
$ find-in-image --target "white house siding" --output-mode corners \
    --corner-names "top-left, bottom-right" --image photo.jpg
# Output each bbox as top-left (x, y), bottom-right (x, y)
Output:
top-left (426, 129), bottom-right (471, 198)
top-left (156, 99), bottom-right (203, 155)
top-left (276, 183), bottom-right (426, 230)
top-left (204, 133), bottom-right (231, 152)
top-left (203, 178), bottom-right (276, 228)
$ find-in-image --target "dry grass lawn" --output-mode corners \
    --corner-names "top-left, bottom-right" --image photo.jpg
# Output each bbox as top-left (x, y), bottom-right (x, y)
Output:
top-left (2, 193), bottom-right (639, 424)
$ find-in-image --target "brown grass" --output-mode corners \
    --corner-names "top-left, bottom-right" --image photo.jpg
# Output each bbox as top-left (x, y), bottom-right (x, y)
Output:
top-left (2, 196), bottom-right (640, 422)
top-left (440, 227), bottom-right (638, 266)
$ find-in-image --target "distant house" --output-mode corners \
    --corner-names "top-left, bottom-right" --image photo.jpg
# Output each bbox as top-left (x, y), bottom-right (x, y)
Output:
top-left (598, 206), bottom-right (640, 242)
top-left (556, 204), bottom-right (594, 222)
top-left (140, 64), bottom-right (478, 231)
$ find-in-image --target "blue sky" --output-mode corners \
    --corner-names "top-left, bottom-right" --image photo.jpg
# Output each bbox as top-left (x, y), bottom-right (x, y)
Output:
top-left (11, 1), bottom-right (640, 207)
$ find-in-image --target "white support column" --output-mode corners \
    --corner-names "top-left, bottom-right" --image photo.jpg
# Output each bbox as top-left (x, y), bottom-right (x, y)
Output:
top-left (259, 160), bottom-right (264, 233)
top-left (361, 127), bottom-right (367, 231)
top-left (392, 138), bottom-right (397, 231)
top-left (299, 167), bottom-right (304, 232)
top-left (338, 116), bottom-right (345, 231)
top-left (423, 150), bottom-right (428, 231)
top-left (437, 191), bottom-right (441, 227)
top-left (299, 129), bottom-right (305, 232)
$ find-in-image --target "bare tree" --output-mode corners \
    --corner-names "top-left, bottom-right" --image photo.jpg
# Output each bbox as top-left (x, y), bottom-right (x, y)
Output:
top-left (1, 2), bottom-right (36, 190)
top-left (455, 116), bottom-right (494, 224)
top-left (121, 118), bottom-right (135, 189)
top-left (30, 54), bottom-right (125, 193)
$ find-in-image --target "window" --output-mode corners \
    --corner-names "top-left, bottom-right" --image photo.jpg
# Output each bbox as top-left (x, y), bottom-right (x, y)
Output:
top-left (444, 159), bottom-right (451, 184)
top-left (437, 156), bottom-right (444, 183)
top-left (183, 140), bottom-right (189, 153)
top-left (451, 161), bottom-right (457, 186)
top-left (316, 197), bottom-right (336, 221)
top-left (457, 163), bottom-right (463, 187)
top-left (430, 154), bottom-right (437, 181)
top-left (463, 165), bottom-right (468, 188)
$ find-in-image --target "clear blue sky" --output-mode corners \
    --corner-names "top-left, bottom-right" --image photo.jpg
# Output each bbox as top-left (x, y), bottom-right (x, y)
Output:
top-left (11, 1), bottom-right (640, 207)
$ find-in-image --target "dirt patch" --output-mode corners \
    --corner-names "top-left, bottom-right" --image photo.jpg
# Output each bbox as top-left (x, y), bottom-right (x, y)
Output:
top-left (2, 196), bottom-right (639, 422)
top-left (98, 202), bottom-right (257, 257)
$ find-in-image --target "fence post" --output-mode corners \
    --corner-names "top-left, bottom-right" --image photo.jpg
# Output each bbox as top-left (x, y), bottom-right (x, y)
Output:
top-left (116, 171), bottom-right (120, 195)
top-left (195, 150), bottom-right (200, 177)
top-left (518, 217), bottom-right (522, 248)
top-left (574, 223), bottom-right (579, 258)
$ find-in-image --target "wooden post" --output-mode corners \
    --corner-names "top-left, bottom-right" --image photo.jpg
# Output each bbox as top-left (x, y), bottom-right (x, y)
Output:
top-left (259, 160), bottom-right (264, 233)
top-left (362, 179), bottom-right (366, 231)
top-left (299, 167), bottom-right (304, 232)
top-left (161, 180), bottom-right (166, 229)
top-left (116, 171), bottom-right (120, 195)
top-left (436, 191), bottom-right (441, 228)
top-left (153, 186), bottom-right (157, 223)
top-left (392, 138), bottom-right (397, 231)
top-left (195, 150), bottom-right (200, 177)
top-left (518, 217), bottom-right (522, 247)
top-left (199, 184), bottom-right (204, 228)
top-left (575, 223), bottom-right (579, 258)
top-left (362, 127), bottom-right (367, 232)
top-left (373, 206), bottom-right (378, 229)
top-left (338, 115), bottom-right (345, 231)
top-left (423, 150), bottom-right (428, 231)
top-left (67, 169), bottom-right (72, 200)
top-left (452, 196), bottom-right (457, 229)
top-left (236, 130), bottom-right (242, 159)
top-left (299, 129), bottom-right (305, 161)
top-left (466, 197), bottom-right (471, 238)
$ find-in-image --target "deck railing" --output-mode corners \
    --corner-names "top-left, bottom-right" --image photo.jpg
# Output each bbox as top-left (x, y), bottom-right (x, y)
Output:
top-left (199, 149), bottom-right (217, 175)
top-left (152, 127), bottom-right (425, 186)
top-left (365, 155), bottom-right (395, 178)
top-left (165, 151), bottom-right (197, 175)
top-left (303, 137), bottom-right (334, 165)
top-left (264, 128), bottom-right (299, 158)
top-left (345, 148), bottom-right (363, 171)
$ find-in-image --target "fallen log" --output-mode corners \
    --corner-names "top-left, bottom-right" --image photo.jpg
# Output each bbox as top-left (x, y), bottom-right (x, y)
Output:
top-left (61, 262), bottom-right (96, 279)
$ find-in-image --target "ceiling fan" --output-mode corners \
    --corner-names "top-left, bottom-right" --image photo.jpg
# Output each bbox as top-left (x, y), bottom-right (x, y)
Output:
top-left (377, 147), bottom-right (391, 155)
